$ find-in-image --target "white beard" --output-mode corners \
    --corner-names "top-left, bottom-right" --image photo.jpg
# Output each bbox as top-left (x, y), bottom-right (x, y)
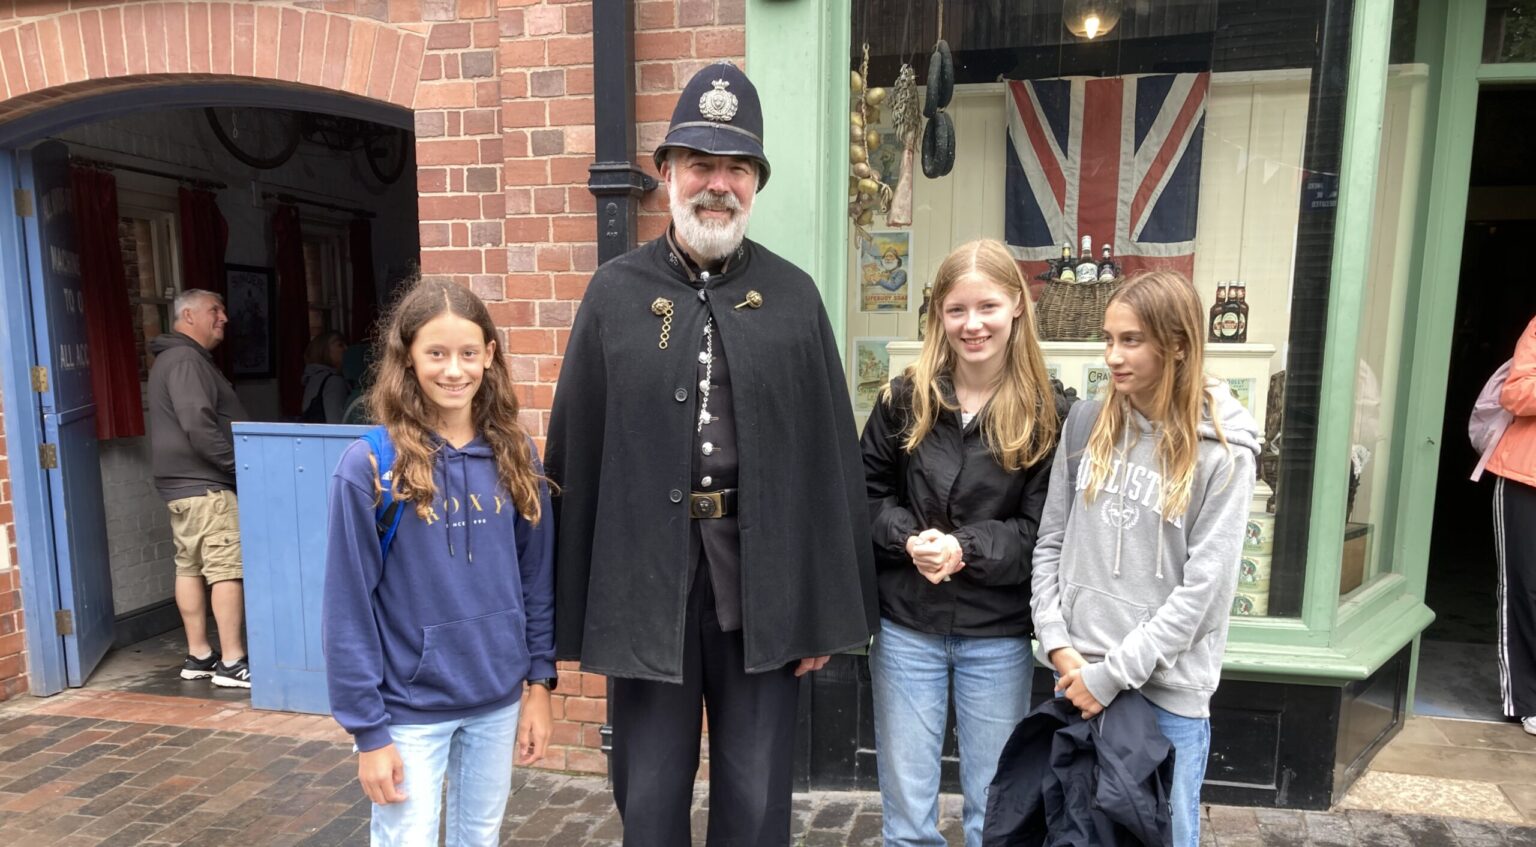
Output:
top-left (669, 184), bottom-right (751, 262)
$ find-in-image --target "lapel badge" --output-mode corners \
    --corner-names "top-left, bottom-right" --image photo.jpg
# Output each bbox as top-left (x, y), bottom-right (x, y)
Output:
top-left (733, 290), bottom-right (763, 311)
top-left (651, 297), bottom-right (674, 349)
top-left (699, 79), bottom-right (739, 123)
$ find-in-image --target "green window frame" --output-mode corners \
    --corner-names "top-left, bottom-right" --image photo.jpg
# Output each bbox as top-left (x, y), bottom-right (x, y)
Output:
top-left (743, 0), bottom-right (1461, 687)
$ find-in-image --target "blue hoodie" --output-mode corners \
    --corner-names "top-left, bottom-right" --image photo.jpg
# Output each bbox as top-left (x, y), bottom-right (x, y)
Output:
top-left (322, 435), bottom-right (555, 752)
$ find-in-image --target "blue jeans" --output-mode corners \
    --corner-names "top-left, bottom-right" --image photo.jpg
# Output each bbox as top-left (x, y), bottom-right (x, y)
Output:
top-left (370, 701), bottom-right (520, 847)
top-left (1150, 702), bottom-right (1209, 847)
top-left (870, 618), bottom-right (1032, 847)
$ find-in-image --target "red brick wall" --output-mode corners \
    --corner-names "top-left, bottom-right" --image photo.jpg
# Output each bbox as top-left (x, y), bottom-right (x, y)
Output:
top-left (0, 384), bottom-right (22, 702)
top-left (0, 0), bottom-right (746, 777)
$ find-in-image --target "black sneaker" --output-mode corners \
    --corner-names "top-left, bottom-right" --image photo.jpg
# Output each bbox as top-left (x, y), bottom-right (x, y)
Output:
top-left (212, 657), bottom-right (251, 689)
top-left (179, 652), bottom-right (220, 681)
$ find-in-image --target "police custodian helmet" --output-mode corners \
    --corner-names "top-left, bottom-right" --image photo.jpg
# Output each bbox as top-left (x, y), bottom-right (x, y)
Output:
top-left (653, 61), bottom-right (771, 189)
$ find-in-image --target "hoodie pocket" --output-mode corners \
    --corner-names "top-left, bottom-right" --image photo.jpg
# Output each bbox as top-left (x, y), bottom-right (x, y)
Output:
top-left (1064, 583), bottom-right (1156, 658)
top-left (407, 608), bottom-right (528, 710)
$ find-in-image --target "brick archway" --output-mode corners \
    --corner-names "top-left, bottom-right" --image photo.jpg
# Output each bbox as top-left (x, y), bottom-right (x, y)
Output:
top-left (0, 5), bottom-right (428, 121)
top-left (0, 1), bottom-right (505, 290)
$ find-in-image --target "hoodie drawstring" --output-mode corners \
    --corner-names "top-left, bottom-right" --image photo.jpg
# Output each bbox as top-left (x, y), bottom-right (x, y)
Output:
top-left (1113, 421), bottom-right (1166, 580)
top-left (1113, 425), bottom-right (1127, 578)
top-left (461, 454), bottom-right (473, 563)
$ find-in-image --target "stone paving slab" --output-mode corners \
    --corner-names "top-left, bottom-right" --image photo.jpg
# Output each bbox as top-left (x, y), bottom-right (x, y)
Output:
top-left (2, 694), bottom-right (1536, 845)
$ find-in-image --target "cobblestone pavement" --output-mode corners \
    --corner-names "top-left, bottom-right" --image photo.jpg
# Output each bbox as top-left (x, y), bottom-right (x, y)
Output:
top-left (2, 696), bottom-right (1536, 845)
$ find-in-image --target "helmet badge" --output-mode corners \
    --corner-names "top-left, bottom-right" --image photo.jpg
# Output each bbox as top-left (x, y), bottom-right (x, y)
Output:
top-left (699, 79), bottom-right (739, 123)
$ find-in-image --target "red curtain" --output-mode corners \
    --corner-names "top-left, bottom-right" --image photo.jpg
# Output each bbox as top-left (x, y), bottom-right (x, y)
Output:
top-left (273, 204), bottom-right (309, 417)
top-left (70, 166), bottom-right (145, 440)
top-left (177, 187), bottom-right (230, 374)
top-left (348, 218), bottom-right (377, 341)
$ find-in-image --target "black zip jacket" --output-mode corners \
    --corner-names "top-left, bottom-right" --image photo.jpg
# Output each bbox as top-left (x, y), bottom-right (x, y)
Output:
top-left (982, 692), bottom-right (1174, 847)
top-left (861, 375), bottom-right (1068, 637)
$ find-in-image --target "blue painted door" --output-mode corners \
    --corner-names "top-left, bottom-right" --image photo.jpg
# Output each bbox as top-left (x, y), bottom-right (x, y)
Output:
top-left (20, 140), bottom-right (114, 687)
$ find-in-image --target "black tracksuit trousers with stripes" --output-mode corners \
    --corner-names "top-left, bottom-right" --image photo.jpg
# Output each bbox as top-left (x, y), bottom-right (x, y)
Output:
top-left (1493, 475), bottom-right (1536, 718)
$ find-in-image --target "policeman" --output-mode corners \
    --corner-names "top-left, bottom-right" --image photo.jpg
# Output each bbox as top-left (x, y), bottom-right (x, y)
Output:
top-left (546, 62), bottom-right (878, 846)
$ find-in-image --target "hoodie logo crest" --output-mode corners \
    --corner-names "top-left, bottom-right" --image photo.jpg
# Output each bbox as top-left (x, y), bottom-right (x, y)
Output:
top-left (1100, 502), bottom-right (1140, 530)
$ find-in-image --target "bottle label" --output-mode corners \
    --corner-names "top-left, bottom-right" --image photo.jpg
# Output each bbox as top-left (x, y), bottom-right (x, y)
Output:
top-left (1060, 266), bottom-right (1076, 282)
top-left (1075, 261), bottom-right (1098, 282)
top-left (1218, 311), bottom-right (1241, 339)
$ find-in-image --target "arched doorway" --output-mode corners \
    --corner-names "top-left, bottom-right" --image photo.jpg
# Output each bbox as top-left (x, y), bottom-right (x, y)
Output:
top-left (0, 80), bottom-right (420, 697)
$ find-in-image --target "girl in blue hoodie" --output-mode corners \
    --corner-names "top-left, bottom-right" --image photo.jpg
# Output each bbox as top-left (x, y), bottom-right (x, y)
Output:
top-left (1031, 271), bottom-right (1260, 847)
top-left (323, 279), bottom-right (555, 846)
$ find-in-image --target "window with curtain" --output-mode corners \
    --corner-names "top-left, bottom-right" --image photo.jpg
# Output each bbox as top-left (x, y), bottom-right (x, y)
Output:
top-left (119, 206), bottom-right (182, 380)
top-left (302, 228), bottom-right (349, 341)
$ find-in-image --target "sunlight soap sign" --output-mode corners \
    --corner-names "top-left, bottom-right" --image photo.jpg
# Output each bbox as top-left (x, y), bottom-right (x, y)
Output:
top-left (858, 230), bottom-right (911, 312)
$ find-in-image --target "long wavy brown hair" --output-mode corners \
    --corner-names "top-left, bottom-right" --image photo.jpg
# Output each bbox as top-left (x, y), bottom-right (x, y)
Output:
top-left (365, 278), bottom-right (545, 524)
top-left (883, 238), bottom-right (1057, 472)
top-left (1083, 270), bottom-right (1226, 519)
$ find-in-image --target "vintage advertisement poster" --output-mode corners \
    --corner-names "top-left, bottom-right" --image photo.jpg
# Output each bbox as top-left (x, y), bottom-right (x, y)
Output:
top-left (859, 230), bottom-right (912, 312)
top-left (852, 338), bottom-right (896, 411)
top-left (1083, 365), bottom-right (1113, 402)
top-left (1226, 377), bottom-right (1254, 415)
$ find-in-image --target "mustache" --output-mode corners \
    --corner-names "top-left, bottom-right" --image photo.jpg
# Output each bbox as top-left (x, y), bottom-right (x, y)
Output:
top-left (687, 190), bottom-right (741, 213)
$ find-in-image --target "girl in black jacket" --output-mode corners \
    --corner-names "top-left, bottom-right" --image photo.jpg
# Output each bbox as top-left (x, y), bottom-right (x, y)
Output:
top-left (861, 238), bottom-right (1063, 847)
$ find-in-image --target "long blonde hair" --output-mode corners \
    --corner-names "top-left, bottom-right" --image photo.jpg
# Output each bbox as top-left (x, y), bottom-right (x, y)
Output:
top-left (1083, 270), bottom-right (1225, 519)
top-left (366, 278), bottom-right (545, 524)
top-left (883, 239), bottom-right (1057, 472)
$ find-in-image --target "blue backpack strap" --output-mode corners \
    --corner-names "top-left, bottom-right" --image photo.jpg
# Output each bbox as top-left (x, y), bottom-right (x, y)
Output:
top-left (359, 425), bottom-right (405, 561)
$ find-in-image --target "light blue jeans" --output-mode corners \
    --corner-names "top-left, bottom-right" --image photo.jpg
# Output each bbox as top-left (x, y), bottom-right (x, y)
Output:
top-left (370, 701), bottom-right (520, 847)
top-left (1150, 701), bottom-right (1209, 847)
top-left (870, 618), bottom-right (1032, 847)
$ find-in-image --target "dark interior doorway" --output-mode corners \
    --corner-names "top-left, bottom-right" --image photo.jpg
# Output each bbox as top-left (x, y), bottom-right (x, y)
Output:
top-left (1422, 87), bottom-right (1536, 721)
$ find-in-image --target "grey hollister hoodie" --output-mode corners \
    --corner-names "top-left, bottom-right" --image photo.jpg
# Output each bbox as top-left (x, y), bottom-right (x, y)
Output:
top-left (1031, 383), bottom-right (1260, 718)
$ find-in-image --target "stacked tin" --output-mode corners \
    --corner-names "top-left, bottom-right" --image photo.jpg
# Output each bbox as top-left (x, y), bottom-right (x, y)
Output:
top-left (1232, 482), bottom-right (1275, 617)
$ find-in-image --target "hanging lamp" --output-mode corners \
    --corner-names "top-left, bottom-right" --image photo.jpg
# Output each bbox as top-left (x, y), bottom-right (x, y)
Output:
top-left (1064, 0), bottom-right (1123, 40)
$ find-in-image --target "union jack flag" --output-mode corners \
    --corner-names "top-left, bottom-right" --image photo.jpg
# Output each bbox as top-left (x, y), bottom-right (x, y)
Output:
top-left (1005, 73), bottom-right (1209, 288)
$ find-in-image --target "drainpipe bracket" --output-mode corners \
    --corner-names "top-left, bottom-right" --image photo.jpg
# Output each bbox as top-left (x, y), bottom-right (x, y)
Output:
top-left (587, 162), bottom-right (655, 197)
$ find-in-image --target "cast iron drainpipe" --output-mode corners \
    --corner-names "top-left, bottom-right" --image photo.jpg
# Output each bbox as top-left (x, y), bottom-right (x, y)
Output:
top-left (585, 0), bottom-right (655, 769)
top-left (587, 0), bottom-right (657, 267)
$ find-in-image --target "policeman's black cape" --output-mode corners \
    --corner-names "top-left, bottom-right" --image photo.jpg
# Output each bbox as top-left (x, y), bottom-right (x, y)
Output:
top-left (545, 236), bottom-right (879, 683)
top-left (983, 691), bottom-right (1174, 847)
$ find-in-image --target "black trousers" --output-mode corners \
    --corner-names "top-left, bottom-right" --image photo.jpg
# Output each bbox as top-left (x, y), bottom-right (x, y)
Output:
top-left (610, 567), bottom-right (800, 847)
top-left (1494, 476), bottom-right (1536, 717)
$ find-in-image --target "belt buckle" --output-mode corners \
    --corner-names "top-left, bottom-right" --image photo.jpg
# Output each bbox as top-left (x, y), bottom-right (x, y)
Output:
top-left (691, 491), bottom-right (724, 519)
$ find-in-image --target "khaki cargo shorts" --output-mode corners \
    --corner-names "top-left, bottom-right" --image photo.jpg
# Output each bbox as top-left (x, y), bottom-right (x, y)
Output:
top-left (167, 489), bottom-right (243, 583)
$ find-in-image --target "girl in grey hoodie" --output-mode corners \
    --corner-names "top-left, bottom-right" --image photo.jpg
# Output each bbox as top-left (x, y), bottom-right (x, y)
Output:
top-left (1031, 271), bottom-right (1261, 847)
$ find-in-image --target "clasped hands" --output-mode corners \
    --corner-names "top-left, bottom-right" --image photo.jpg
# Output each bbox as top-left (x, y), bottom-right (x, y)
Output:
top-left (906, 529), bottom-right (964, 584)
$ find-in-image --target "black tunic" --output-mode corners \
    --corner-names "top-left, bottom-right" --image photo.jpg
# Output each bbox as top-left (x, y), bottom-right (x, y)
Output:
top-left (546, 235), bottom-right (878, 683)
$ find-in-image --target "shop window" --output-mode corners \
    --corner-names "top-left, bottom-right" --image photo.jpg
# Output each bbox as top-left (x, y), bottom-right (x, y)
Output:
top-left (849, 0), bottom-right (1361, 618)
top-left (1485, 0), bottom-right (1536, 63)
top-left (302, 228), bottom-right (348, 341)
top-left (119, 205), bottom-right (182, 381)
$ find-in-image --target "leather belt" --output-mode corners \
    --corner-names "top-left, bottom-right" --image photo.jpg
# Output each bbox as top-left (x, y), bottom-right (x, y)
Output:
top-left (690, 488), bottom-right (738, 519)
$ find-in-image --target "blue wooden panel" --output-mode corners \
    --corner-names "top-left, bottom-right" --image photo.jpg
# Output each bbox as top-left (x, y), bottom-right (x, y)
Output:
top-left (0, 150), bottom-right (67, 694)
top-left (22, 140), bottom-right (113, 687)
top-left (235, 423), bottom-right (369, 715)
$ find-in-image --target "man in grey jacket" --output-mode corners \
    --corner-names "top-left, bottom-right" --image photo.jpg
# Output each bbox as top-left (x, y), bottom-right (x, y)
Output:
top-left (147, 289), bottom-right (251, 689)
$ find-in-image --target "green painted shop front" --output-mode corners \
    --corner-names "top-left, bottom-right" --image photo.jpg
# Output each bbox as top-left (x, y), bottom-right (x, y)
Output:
top-left (742, 0), bottom-right (1526, 808)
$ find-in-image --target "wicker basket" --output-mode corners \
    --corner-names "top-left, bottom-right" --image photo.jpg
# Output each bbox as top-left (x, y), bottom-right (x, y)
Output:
top-left (1035, 277), bottom-right (1121, 341)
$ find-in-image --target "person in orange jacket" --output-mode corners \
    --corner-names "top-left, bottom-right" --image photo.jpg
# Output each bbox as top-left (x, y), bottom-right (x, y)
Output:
top-left (1486, 313), bottom-right (1536, 736)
